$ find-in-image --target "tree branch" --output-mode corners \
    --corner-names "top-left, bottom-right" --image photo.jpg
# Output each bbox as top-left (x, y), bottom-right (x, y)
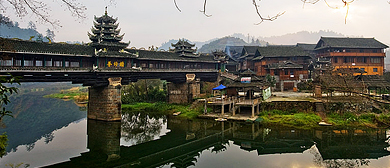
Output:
top-left (252, 0), bottom-right (285, 25)
top-left (60, 0), bottom-right (87, 20)
top-left (200, 0), bottom-right (211, 17)
top-left (2, 0), bottom-right (87, 28)
top-left (303, 0), bottom-right (354, 24)
top-left (173, 0), bottom-right (181, 12)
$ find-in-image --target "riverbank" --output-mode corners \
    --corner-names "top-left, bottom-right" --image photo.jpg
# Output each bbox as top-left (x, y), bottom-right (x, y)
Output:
top-left (260, 110), bottom-right (390, 129)
top-left (44, 87), bottom-right (88, 103)
top-left (44, 88), bottom-right (390, 129)
top-left (122, 102), bottom-right (390, 129)
top-left (122, 102), bottom-right (206, 119)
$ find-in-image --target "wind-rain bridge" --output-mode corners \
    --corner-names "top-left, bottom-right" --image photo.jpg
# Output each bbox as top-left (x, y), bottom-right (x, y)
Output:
top-left (0, 10), bottom-right (227, 121)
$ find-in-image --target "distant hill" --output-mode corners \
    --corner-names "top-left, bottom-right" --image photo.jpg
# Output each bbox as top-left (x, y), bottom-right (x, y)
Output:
top-left (0, 24), bottom-right (41, 40)
top-left (160, 30), bottom-right (347, 54)
top-left (198, 36), bottom-right (248, 53)
top-left (258, 30), bottom-right (345, 45)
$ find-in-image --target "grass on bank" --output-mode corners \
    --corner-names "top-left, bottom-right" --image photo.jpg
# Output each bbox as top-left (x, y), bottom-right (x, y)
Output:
top-left (259, 109), bottom-right (390, 129)
top-left (44, 87), bottom-right (88, 102)
top-left (121, 102), bottom-right (206, 119)
top-left (259, 110), bottom-right (322, 129)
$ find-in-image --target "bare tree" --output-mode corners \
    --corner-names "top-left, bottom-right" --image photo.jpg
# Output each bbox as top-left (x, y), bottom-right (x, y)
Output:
top-left (174, 0), bottom-right (359, 24)
top-left (0, 0), bottom-right (87, 28)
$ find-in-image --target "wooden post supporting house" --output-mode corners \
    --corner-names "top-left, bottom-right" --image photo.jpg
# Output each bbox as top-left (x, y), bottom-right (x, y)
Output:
top-left (251, 102), bottom-right (255, 118)
top-left (221, 97), bottom-right (224, 116)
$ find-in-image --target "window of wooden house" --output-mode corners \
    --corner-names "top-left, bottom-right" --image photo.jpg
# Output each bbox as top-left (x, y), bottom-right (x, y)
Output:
top-left (373, 68), bottom-right (378, 72)
top-left (357, 57), bottom-right (367, 63)
top-left (54, 61), bottom-right (62, 67)
top-left (333, 57), bottom-right (338, 63)
top-left (370, 57), bottom-right (381, 63)
top-left (65, 61), bottom-right (69, 67)
top-left (343, 57), bottom-right (353, 63)
top-left (290, 70), bottom-right (294, 75)
top-left (274, 70), bottom-right (279, 75)
top-left (36, 60), bottom-right (43, 66)
top-left (1, 60), bottom-right (12, 66)
top-left (160, 63), bottom-right (164, 69)
top-left (24, 60), bottom-right (34, 66)
top-left (360, 68), bottom-right (365, 71)
top-left (149, 63), bottom-right (154, 68)
top-left (46, 60), bottom-right (52, 67)
top-left (70, 62), bottom-right (80, 67)
top-left (15, 60), bottom-right (21, 66)
top-left (284, 70), bottom-right (288, 75)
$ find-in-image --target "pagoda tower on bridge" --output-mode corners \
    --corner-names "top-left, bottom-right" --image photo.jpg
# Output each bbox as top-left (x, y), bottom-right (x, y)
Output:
top-left (169, 39), bottom-right (199, 57)
top-left (88, 7), bottom-right (129, 51)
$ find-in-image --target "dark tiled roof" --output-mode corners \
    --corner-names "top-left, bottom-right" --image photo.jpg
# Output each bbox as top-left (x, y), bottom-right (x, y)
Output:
top-left (266, 61), bottom-right (303, 69)
top-left (127, 49), bottom-right (217, 63)
top-left (240, 69), bottom-right (256, 76)
top-left (296, 43), bottom-right (316, 51)
top-left (242, 46), bottom-right (260, 56)
top-left (252, 46), bottom-right (310, 61)
top-left (257, 45), bottom-right (310, 57)
top-left (315, 37), bottom-right (389, 50)
top-left (0, 37), bottom-right (94, 56)
top-left (225, 46), bottom-right (244, 60)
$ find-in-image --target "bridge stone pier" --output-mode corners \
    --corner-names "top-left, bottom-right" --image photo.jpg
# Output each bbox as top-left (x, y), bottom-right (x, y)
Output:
top-left (168, 74), bottom-right (201, 104)
top-left (88, 77), bottom-right (122, 121)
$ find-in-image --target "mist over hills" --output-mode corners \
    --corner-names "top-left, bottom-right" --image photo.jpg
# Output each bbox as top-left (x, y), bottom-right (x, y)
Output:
top-left (258, 30), bottom-right (345, 45)
top-left (157, 30), bottom-right (347, 53)
top-left (165, 30), bottom-right (345, 53)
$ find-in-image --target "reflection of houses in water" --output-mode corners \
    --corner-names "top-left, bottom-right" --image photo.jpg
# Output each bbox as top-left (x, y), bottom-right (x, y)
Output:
top-left (228, 124), bottom-right (315, 155)
top-left (314, 128), bottom-right (390, 160)
top-left (49, 117), bottom-right (390, 168)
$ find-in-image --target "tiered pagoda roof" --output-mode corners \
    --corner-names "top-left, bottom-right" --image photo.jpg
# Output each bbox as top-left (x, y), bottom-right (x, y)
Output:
top-left (87, 8), bottom-right (129, 51)
top-left (169, 39), bottom-right (199, 57)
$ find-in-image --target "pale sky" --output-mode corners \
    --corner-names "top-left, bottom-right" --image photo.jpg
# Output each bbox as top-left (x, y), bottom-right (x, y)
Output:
top-left (3, 0), bottom-right (390, 48)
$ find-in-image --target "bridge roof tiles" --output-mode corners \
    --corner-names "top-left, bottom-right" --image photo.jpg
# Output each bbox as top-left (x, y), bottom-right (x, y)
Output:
top-left (0, 37), bottom-right (94, 56)
top-left (130, 49), bottom-right (217, 63)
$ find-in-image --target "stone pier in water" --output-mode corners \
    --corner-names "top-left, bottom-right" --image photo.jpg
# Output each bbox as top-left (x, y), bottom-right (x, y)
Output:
top-left (88, 77), bottom-right (122, 121)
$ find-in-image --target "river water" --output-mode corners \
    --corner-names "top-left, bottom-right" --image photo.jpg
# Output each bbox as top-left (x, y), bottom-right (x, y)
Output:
top-left (1, 84), bottom-right (390, 168)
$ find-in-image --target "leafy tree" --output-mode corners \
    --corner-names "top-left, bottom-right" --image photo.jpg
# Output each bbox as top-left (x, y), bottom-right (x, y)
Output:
top-left (45, 28), bottom-right (55, 41)
top-left (0, 133), bottom-right (7, 157)
top-left (27, 21), bottom-right (36, 30)
top-left (121, 79), bottom-right (167, 104)
top-left (0, 75), bottom-right (20, 121)
top-left (266, 74), bottom-right (276, 87)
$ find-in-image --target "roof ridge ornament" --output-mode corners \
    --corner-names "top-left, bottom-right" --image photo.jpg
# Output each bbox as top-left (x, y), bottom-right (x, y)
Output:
top-left (105, 6), bottom-right (108, 16)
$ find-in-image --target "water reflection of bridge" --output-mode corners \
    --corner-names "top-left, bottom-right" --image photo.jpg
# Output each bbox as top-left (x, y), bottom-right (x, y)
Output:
top-left (46, 117), bottom-right (390, 168)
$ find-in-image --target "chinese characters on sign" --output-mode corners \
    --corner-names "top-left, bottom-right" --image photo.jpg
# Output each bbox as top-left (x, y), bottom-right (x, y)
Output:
top-left (107, 61), bottom-right (125, 68)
